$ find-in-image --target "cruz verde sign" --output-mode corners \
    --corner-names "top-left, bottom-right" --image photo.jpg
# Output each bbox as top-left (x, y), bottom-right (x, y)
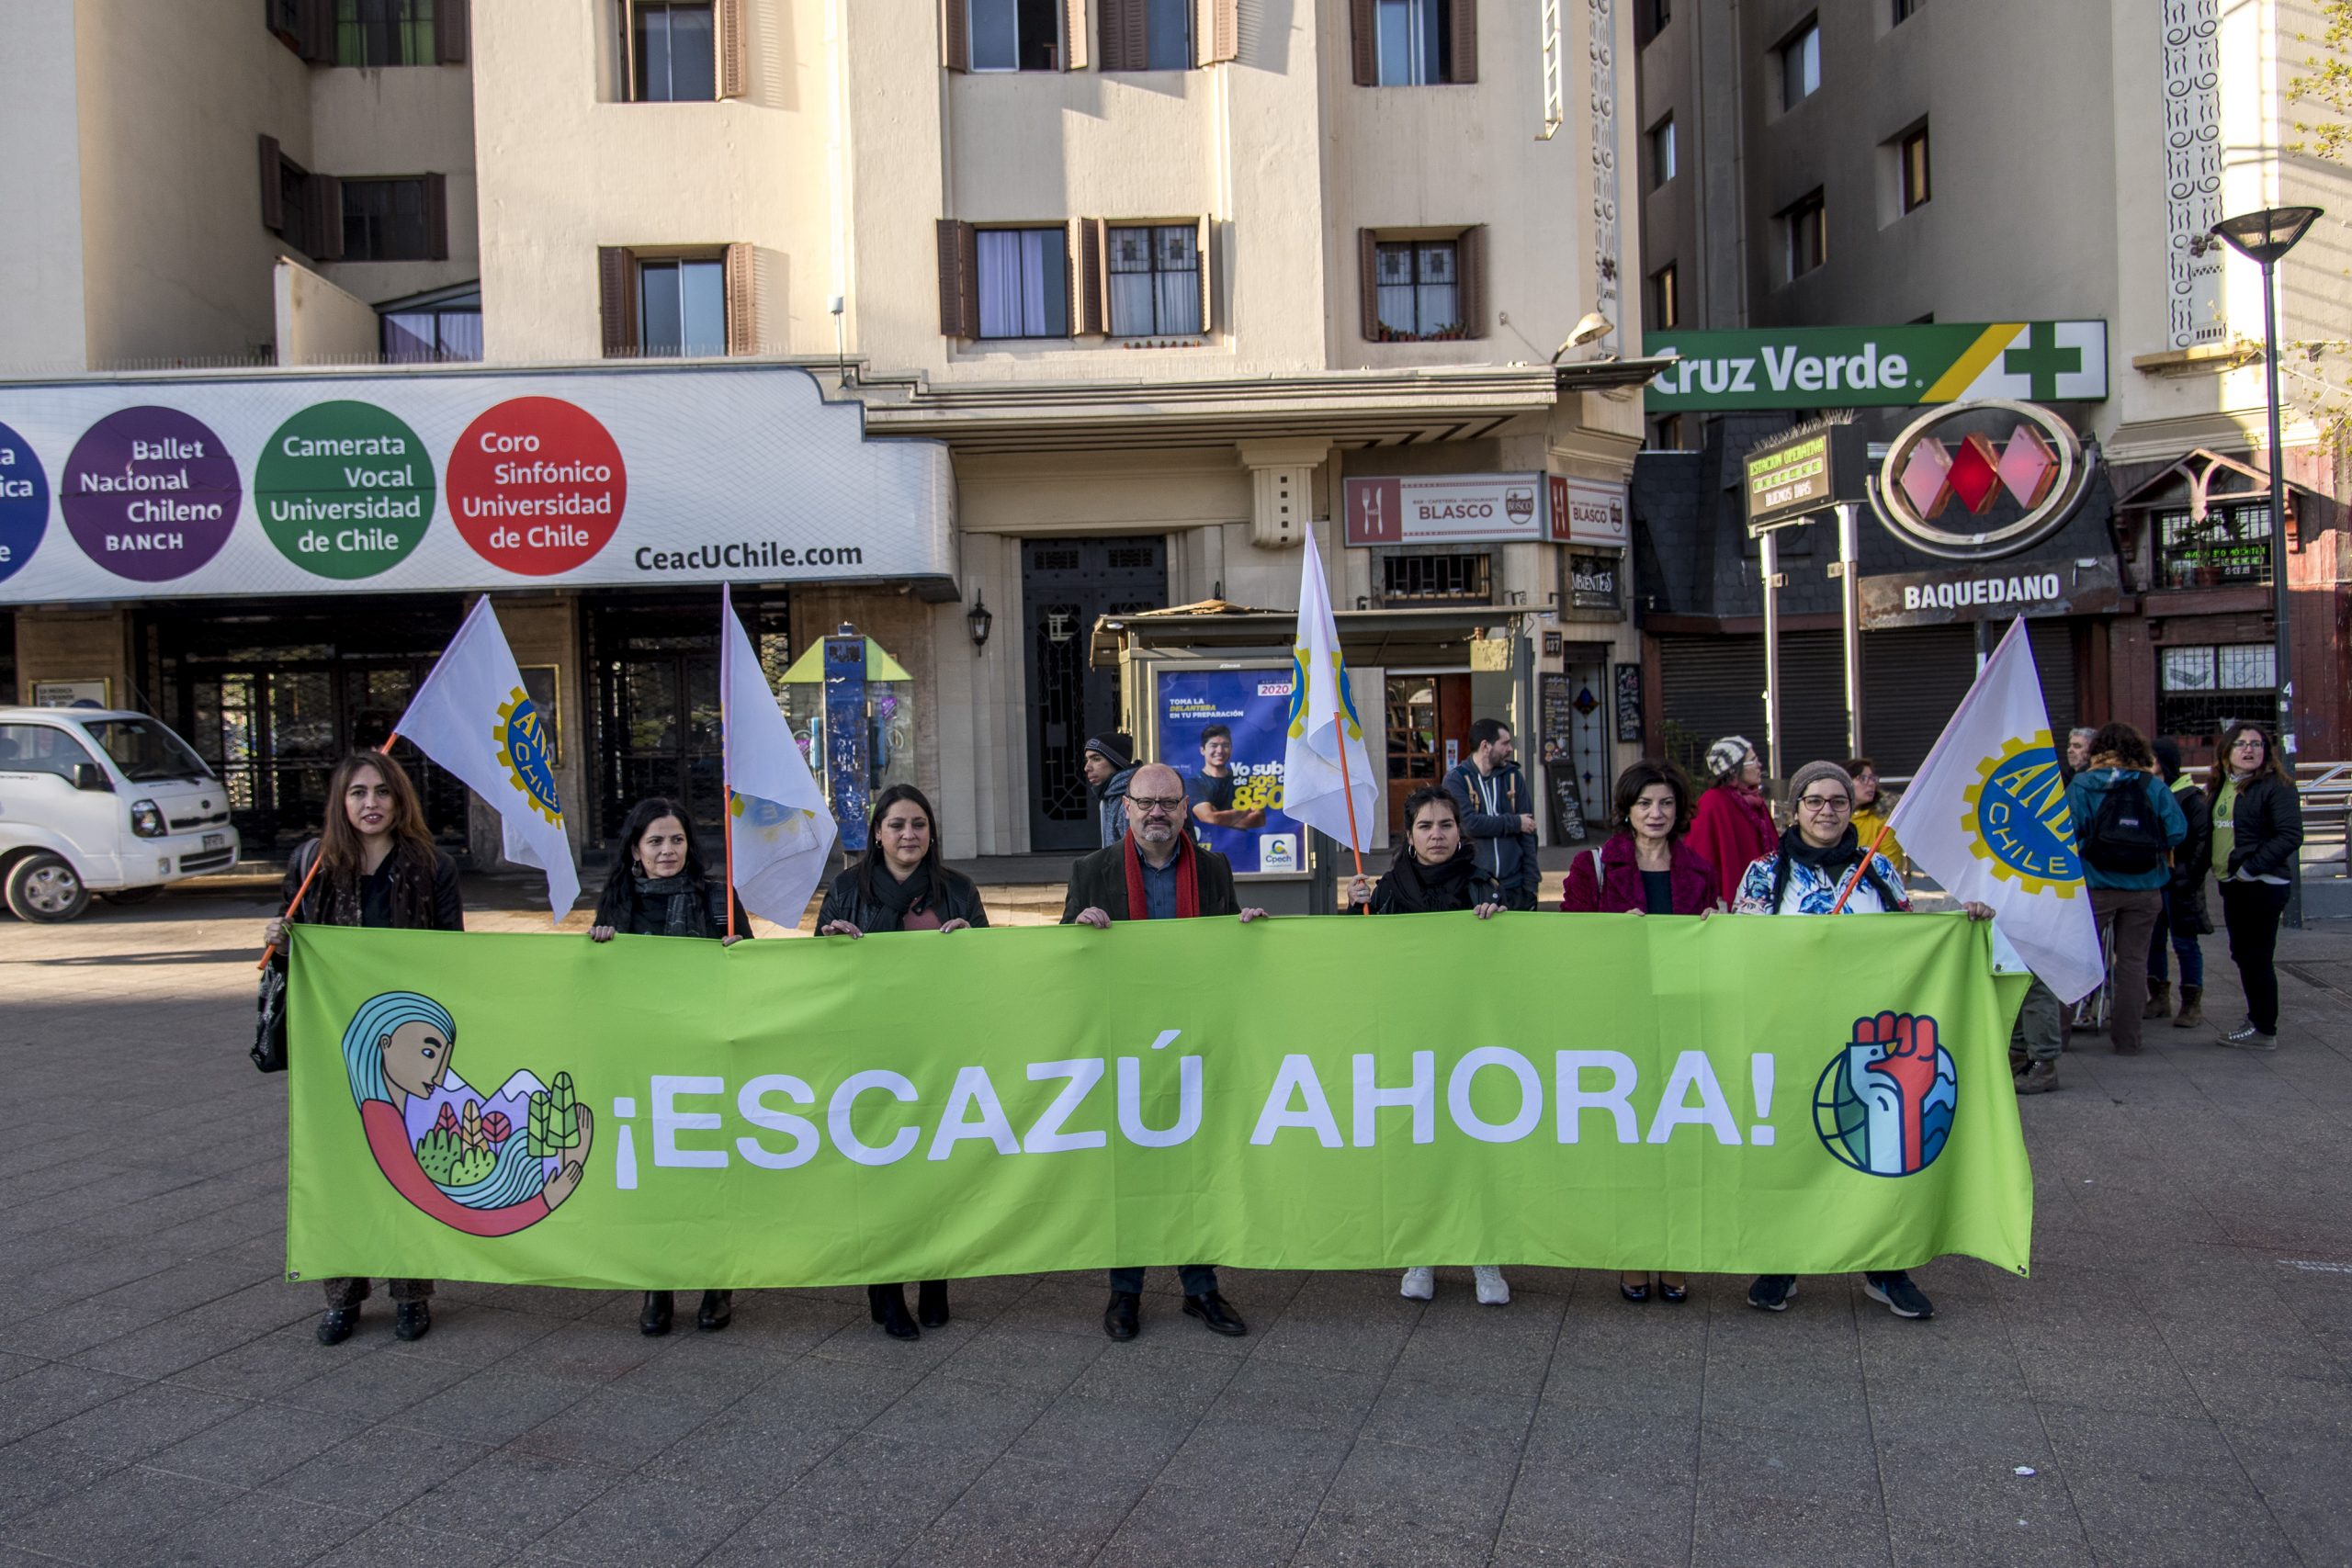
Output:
top-left (1645, 322), bottom-right (2109, 411)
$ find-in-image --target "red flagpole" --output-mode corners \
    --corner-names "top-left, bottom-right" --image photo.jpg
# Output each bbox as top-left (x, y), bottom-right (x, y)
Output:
top-left (258, 730), bottom-right (398, 969)
top-left (1331, 714), bottom-right (1365, 881)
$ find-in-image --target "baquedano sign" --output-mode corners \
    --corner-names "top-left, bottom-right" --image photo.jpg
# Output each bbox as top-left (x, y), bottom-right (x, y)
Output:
top-left (287, 914), bottom-right (2035, 1287)
top-left (1645, 321), bottom-right (2109, 411)
top-left (0, 365), bottom-right (954, 604)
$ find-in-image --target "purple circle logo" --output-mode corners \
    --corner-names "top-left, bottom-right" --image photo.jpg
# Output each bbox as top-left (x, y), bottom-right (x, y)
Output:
top-left (0, 419), bottom-right (47, 586)
top-left (62, 407), bottom-right (240, 581)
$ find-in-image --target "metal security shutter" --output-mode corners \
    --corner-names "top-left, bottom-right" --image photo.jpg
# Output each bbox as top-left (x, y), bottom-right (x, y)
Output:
top-left (1776, 630), bottom-right (1849, 774)
top-left (1860, 624), bottom-right (1975, 776)
top-left (1658, 631), bottom-right (1844, 779)
top-left (2030, 619), bottom-right (2077, 737)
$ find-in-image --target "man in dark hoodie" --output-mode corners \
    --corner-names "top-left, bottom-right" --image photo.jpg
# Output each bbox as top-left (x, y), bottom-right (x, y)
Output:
top-left (1082, 732), bottom-right (1138, 847)
top-left (1442, 718), bottom-right (1542, 911)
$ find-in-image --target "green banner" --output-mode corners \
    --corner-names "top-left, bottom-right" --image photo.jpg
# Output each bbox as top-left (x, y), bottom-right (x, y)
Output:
top-left (1643, 321), bottom-right (2109, 410)
top-left (286, 916), bottom-right (2034, 1288)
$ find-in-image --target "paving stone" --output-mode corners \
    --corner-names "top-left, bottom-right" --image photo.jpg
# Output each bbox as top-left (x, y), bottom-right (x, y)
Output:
top-left (139, 1489), bottom-right (370, 1567)
top-left (700, 1434), bottom-right (993, 1567)
top-left (537, 1472), bottom-right (763, 1568)
top-left (266, 1419), bottom-right (492, 1513)
top-left (0, 1429), bottom-right (130, 1524)
top-left (1001, 1393), bottom-right (1197, 1483)
top-left (0, 1462), bottom-right (244, 1562)
top-left (0, 1361), bottom-right (147, 1444)
top-left (413, 1448), bottom-right (627, 1552)
top-left (142, 1399), bottom-right (368, 1488)
top-left (895, 1453), bottom-right (1149, 1568)
top-left (1358, 1374), bottom-right (1538, 1457)
top-left (36, 1382), bottom-right (247, 1461)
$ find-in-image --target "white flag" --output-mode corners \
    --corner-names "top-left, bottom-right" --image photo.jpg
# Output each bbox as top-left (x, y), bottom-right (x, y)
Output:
top-left (1886, 616), bottom-right (2103, 1001)
top-left (395, 597), bottom-right (580, 921)
top-left (721, 583), bottom-right (837, 928)
top-left (1281, 525), bottom-right (1378, 852)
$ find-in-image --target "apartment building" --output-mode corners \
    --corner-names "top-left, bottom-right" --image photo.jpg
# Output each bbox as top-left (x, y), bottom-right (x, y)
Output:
top-left (1629, 0), bottom-right (2352, 771)
top-left (0, 0), bottom-right (1653, 870)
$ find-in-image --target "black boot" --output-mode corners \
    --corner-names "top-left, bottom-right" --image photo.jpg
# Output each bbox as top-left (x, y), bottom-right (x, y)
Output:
top-left (916, 1280), bottom-right (950, 1329)
top-left (639, 1291), bottom-right (675, 1337)
top-left (696, 1290), bottom-right (732, 1331)
top-left (867, 1284), bottom-right (919, 1340)
top-left (1102, 1291), bottom-right (1141, 1342)
top-left (316, 1306), bottom-right (358, 1346)
top-left (393, 1300), bottom-right (431, 1342)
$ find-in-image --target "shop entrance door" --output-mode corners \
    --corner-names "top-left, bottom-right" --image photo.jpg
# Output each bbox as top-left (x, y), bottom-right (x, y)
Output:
top-left (1023, 536), bottom-right (1168, 852)
top-left (1384, 672), bottom-right (1474, 836)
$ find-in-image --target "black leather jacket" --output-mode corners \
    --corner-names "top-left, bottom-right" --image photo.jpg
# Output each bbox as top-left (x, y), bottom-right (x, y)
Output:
top-left (2222, 773), bottom-right (2304, 882)
top-left (816, 865), bottom-right (990, 933)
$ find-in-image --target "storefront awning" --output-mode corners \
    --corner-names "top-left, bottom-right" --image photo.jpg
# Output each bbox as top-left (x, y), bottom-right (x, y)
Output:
top-left (1093, 603), bottom-right (1521, 669)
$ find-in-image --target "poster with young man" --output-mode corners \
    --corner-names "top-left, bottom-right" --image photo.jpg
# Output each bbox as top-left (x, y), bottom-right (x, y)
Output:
top-left (1155, 667), bottom-right (1306, 877)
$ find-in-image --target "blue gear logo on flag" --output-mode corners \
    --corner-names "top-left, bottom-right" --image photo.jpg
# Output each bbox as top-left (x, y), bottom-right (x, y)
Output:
top-left (1285, 643), bottom-right (1363, 741)
top-left (492, 688), bottom-right (563, 827)
top-left (1957, 731), bottom-right (2077, 897)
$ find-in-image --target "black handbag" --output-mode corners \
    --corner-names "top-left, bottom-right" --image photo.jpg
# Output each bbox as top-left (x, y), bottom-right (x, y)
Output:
top-left (251, 952), bottom-right (288, 1074)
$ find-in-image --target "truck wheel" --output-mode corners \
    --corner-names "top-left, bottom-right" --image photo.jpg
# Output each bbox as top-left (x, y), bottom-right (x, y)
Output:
top-left (100, 886), bottom-right (165, 906)
top-left (5, 853), bottom-right (92, 923)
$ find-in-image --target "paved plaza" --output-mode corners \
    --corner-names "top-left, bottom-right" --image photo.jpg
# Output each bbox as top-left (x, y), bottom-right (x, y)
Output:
top-left (3, 882), bottom-right (2350, 1568)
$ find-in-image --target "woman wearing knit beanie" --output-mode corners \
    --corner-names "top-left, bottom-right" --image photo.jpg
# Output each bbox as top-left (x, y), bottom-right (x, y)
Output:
top-left (1685, 736), bottom-right (1777, 897)
top-left (1733, 760), bottom-right (1993, 1322)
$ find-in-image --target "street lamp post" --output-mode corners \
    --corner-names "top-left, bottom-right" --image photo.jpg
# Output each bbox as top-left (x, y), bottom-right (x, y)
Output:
top-left (2211, 204), bottom-right (2324, 928)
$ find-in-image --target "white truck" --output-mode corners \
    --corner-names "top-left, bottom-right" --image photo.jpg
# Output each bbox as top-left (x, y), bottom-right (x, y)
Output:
top-left (0, 706), bottom-right (241, 922)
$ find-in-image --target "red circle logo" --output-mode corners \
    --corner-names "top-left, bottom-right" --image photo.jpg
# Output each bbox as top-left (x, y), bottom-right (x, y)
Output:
top-left (446, 398), bottom-right (626, 575)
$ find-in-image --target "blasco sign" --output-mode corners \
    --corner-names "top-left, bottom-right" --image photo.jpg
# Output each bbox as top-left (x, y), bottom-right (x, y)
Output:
top-left (1645, 321), bottom-right (2109, 412)
top-left (1343, 473), bottom-right (1545, 547)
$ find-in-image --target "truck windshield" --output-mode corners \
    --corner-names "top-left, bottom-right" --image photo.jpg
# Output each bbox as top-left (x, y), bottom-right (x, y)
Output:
top-left (78, 718), bottom-right (214, 784)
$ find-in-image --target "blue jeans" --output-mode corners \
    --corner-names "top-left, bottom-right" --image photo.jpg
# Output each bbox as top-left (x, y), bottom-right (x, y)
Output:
top-left (2147, 888), bottom-right (2204, 987)
top-left (1108, 1265), bottom-right (1219, 1296)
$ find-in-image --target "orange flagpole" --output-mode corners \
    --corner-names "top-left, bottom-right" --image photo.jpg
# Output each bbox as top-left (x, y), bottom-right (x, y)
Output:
top-left (1329, 692), bottom-right (1365, 880)
top-left (258, 730), bottom-right (398, 969)
top-left (1829, 818), bottom-right (1894, 914)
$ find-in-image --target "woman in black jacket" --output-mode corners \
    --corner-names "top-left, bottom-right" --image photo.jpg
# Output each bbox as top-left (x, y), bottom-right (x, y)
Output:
top-left (816, 784), bottom-right (989, 1337)
top-left (263, 750), bottom-right (462, 1347)
top-left (2207, 724), bottom-right (2303, 1049)
top-left (589, 797), bottom-right (748, 1336)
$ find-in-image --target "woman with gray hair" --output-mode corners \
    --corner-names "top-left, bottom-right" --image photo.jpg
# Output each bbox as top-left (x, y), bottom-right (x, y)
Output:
top-left (1686, 735), bottom-right (1776, 897)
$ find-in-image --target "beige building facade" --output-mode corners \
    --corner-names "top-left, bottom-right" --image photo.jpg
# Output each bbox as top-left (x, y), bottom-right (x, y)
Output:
top-left (3, 0), bottom-right (1654, 876)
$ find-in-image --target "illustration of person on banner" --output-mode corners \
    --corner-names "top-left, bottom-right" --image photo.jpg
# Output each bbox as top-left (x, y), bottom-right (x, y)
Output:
top-left (1158, 669), bottom-right (1301, 875)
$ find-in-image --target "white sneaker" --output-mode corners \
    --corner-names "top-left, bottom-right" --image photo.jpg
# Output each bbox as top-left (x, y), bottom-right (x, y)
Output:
top-left (1398, 1267), bottom-right (1435, 1301)
top-left (1473, 1266), bottom-right (1511, 1305)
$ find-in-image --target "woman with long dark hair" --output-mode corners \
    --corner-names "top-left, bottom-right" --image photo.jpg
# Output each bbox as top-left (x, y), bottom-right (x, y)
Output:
top-left (816, 784), bottom-right (989, 1337)
top-left (2206, 722), bottom-right (2303, 1049)
top-left (262, 750), bottom-right (462, 1347)
top-left (591, 797), bottom-right (747, 1336)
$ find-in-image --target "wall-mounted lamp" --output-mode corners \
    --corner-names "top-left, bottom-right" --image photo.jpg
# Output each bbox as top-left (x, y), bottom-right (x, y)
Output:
top-left (1355, 595), bottom-right (1370, 611)
top-left (967, 593), bottom-right (994, 653)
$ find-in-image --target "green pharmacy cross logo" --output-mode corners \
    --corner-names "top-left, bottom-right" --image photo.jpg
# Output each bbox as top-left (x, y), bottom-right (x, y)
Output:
top-left (1999, 323), bottom-right (2086, 403)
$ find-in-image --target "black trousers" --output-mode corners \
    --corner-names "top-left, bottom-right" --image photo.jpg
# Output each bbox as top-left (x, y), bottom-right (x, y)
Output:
top-left (2220, 879), bottom-right (2290, 1033)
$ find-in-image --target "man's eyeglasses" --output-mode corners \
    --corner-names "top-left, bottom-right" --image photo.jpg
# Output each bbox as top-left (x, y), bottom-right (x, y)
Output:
top-left (1129, 796), bottom-right (1188, 815)
top-left (1796, 795), bottom-right (1850, 813)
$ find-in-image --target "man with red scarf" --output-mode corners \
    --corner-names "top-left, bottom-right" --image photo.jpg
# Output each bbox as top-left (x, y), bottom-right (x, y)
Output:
top-left (1063, 761), bottom-right (1267, 1341)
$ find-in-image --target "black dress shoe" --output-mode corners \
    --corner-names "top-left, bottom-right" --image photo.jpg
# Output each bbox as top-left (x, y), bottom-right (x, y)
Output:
top-left (1103, 1291), bottom-right (1141, 1341)
top-left (639, 1291), bottom-right (675, 1337)
top-left (868, 1284), bottom-right (920, 1340)
top-left (696, 1290), bottom-right (732, 1332)
top-left (392, 1301), bottom-right (431, 1342)
top-left (1658, 1278), bottom-right (1690, 1303)
top-left (916, 1280), bottom-right (950, 1329)
top-left (1619, 1279), bottom-right (1650, 1303)
top-left (316, 1306), bottom-right (358, 1346)
top-left (1182, 1291), bottom-right (1247, 1337)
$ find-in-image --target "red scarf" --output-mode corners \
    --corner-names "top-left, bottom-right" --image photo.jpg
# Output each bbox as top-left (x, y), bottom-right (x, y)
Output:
top-left (1122, 829), bottom-right (1201, 919)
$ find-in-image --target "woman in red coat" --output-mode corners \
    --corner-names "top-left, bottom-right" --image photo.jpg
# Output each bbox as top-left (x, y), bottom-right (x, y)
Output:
top-left (1562, 758), bottom-right (1721, 1304)
top-left (1684, 735), bottom-right (1775, 897)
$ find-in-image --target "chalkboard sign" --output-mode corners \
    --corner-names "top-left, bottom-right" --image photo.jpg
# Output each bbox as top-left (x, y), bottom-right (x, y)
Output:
top-left (1539, 673), bottom-right (1588, 842)
top-left (1613, 662), bottom-right (1645, 743)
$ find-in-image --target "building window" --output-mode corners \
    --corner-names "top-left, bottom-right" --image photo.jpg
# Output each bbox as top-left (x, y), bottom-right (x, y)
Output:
top-left (1893, 0), bottom-right (1922, 19)
top-left (1374, 241), bottom-right (1462, 340)
top-left (970, 0), bottom-right (1061, 70)
top-left (341, 177), bottom-right (431, 261)
top-left (1379, 552), bottom-right (1492, 605)
top-left (1374, 0), bottom-right (1453, 85)
top-left (630, 1), bottom-right (716, 99)
top-left (1653, 0), bottom-right (1670, 27)
top-left (1649, 115), bottom-right (1676, 188)
top-left (1900, 126), bottom-right (1931, 212)
top-left (638, 256), bottom-right (728, 356)
top-left (1780, 18), bottom-right (1819, 108)
top-left (1142, 0), bottom-right (1192, 68)
top-left (1107, 225), bottom-right (1202, 337)
top-left (1783, 189), bottom-right (1827, 279)
top-left (977, 228), bottom-right (1070, 338)
top-left (278, 159), bottom-right (313, 254)
top-left (2158, 643), bottom-right (2276, 740)
top-left (1650, 263), bottom-right (1679, 329)
top-left (337, 0), bottom-right (434, 66)
top-left (1648, 413), bottom-right (1688, 449)
top-left (380, 286), bottom-right (482, 361)
top-left (2157, 503), bottom-right (2273, 590)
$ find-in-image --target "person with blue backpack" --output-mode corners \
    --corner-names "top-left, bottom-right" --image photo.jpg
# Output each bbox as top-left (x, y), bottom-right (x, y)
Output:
top-left (2064, 722), bottom-right (2186, 1057)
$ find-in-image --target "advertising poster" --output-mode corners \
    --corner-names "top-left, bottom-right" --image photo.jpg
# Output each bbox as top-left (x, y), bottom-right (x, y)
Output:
top-left (1156, 667), bottom-right (1306, 877)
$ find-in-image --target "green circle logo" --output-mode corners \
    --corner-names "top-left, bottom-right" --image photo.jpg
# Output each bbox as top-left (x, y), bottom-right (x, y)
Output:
top-left (255, 400), bottom-right (435, 579)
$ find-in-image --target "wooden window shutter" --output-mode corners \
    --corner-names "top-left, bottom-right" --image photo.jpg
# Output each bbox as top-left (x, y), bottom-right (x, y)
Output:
top-left (1077, 220), bottom-right (1104, 334)
top-left (1200, 0), bottom-right (1237, 63)
top-left (1063, 0), bottom-right (1088, 67)
top-left (1448, 0), bottom-right (1477, 83)
top-left (1098, 0), bottom-right (1139, 70)
top-left (1196, 214), bottom-right (1216, 334)
top-left (599, 246), bottom-right (639, 357)
top-left (295, 0), bottom-right (335, 62)
top-left (936, 220), bottom-right (978, 336)
top-left (942, 0), bottom-right (969, 71)
top-left (1357, 228), bottom-right (1379, 340)
top-left (308, 174), bottom-right (345, 261)
top-left (1349, 0), bottom-right (1376, 85)
top-left (1457, 223), bottom-right (1487, 336)
top-left (717, 0), bottom-right (747, 96)
top-left (258, 136), bottom-right (284, 233)
top-left (424, 173), bottom-right (449, 261)
top-left (725, 243), bottom-right (759, 354)
top-left (435, 0), bottom-right (469, 63)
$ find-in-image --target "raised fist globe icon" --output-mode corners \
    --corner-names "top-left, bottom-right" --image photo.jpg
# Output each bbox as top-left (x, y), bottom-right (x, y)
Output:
top-left (1814, 1011), bottom-right (1957, 1177)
